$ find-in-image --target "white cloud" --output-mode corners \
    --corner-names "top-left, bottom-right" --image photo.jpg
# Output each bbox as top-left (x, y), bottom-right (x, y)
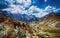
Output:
top-left (2, 0), bottom-right (32, 14)
top-left (16, 0), bottom-right (23, 4)
top-left (44, 5), bottom-right (56, 12)
top-left (28, 6), bottom-right (43, 13)
top-left (45, 5), bottom-right (56, 10)
top-left (29, 5), bottom-right (60, 17)
top-left (54, 8), bottom-right (60, 12)
top-left (44, 0), bottom-right (48, 2)
top-left (16, 0), bottom-right (31, 8)
top-left (2, 5), bottom-right (48, 18)
top-left (2, 0), bottom-right (60, 18)
top-left (3, 5), bottom-right (27, 14)
top-left (27, 6), bottom-right (48, 18)
top-left (44, 5), bottom-right (60, 13)
top-left (5, 0), bottom-right (15, 4)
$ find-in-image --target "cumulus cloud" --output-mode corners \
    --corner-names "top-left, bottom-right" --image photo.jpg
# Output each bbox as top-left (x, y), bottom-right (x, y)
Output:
top-left (3, 5), bottom-right (27, 14)
top-left (3, 0), bottom-right (32, 14)
top-left (5, 0), bottom-right (32, 8)
top-left (44, 0), bottom-right (48, 2)
top-left (44, 5), bottom-right (60, 13)
top-left (28, 6), bottom-right (43, 13)
top-left (16, 0), bottom-right (31, 8)
top-left (28, 5), bottom-right (60, 17)
top-left (2, 0), bottom-right (60, 18)
top-left (44, 5), bottom-right (56, 12)
top-left (27, 6), bottom-right (48, 17)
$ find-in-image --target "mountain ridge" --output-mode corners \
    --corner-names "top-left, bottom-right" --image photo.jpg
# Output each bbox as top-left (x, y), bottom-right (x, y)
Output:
top-left (37, 12), bottom-right (60, 28)
top-left (0, 12), bottom-right (60, 38)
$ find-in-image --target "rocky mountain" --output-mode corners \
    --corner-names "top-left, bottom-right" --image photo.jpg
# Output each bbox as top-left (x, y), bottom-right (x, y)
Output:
top-left (0, 13), bottom-right (60, 38)
top-left (0, 13), bottom-right (32, 38)
top-left (37, 12), bottom-right (60, 28)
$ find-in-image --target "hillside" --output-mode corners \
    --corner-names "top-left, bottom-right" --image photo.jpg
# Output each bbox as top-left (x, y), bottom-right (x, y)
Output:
top-left (37, 12), bottom-right (60, 28)
top-left (0, 13), bottom-right (60, 38)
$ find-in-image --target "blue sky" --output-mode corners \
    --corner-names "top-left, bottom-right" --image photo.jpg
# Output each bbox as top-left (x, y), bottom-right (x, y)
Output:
top-left (0, 0), bottom-right (60, 12)
top-left (0, 0), bottom-right (60, 18)
top-left (33, 0), bottom-right (60, 9)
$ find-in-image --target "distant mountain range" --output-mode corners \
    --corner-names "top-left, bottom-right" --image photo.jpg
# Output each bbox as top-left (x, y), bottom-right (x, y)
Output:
top-left (0, 11), bottom-right (39, 22)
top-left (0, 11), bottom-right (60, 23)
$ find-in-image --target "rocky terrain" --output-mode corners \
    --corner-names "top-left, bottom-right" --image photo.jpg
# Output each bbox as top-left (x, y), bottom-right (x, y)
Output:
top-left (0, 12), bottom-right (60, 38)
